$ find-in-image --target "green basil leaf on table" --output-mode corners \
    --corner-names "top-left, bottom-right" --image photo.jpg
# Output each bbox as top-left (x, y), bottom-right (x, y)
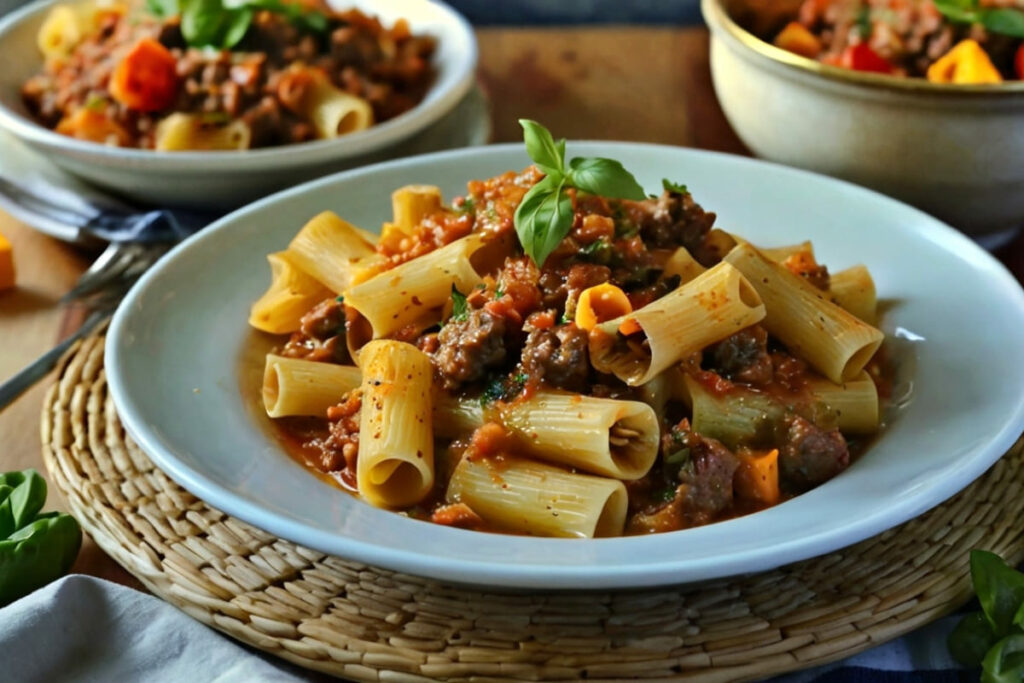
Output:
top-left (0, 470), bottom-right (46, 540)
top-left (0, 470), bottom-right (82, 606)
top-left (949, 611), bottom-right (1000, 667)
top-left (662, 178), bottom-right (688, 194)
top-left (982, 634), bottom-right (1024, 683)
top-left (514, 176), bottom-right (573, 268)
top-left (972, 549), bottom-right (1024, 636)
top-left (567, 157), bottom-right (646, 201)
top-left (520, 119), bottom-right (566, 178)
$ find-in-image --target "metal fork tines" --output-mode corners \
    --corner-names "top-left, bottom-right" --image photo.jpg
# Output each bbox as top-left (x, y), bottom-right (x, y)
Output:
top-left (61, 242), bottom-right (168, 306)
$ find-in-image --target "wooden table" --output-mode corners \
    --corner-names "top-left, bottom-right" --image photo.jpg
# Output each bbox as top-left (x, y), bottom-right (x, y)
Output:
top-left (1, 26), bottom-right (1023, 589)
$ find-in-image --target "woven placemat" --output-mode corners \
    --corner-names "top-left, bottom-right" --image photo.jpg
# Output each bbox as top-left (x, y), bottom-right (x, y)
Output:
top-left (41, 333), bottom-right (1024, 682)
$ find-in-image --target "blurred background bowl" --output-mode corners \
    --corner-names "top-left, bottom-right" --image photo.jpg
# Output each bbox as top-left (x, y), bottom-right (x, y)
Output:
top-left (702, 0), bottom-right (1024, 238)
top-left (0, 0), bottom-right (478, 209)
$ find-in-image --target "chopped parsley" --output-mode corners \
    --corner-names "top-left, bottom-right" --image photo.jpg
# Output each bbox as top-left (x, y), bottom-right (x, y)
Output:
top-left (479, 371), bottom-right (529, 406)
top-left (449, 285), bottom-right (469, 323)
top-left (334, 294), bottom-right (344, 303)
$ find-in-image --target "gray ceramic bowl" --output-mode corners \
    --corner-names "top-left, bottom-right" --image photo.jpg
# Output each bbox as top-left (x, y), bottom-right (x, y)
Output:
top-left (703, 0), bottom-right (1024, 237)
top-left (0, 0), bottom-right (477, 208)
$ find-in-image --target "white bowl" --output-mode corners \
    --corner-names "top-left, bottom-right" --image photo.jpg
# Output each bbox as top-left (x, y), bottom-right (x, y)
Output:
top-left (0, 0), bottom-right (477, 208)
top-left (703, 0), bottom-right (1024, 237)
top-left (105, 142), bottom-right (1024, 590)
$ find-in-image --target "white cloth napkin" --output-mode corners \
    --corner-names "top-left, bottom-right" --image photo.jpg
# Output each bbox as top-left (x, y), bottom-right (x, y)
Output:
top-left (0, 575), bottom-right (327, 682)
top-left (1, 575), bottom-right (965, 682)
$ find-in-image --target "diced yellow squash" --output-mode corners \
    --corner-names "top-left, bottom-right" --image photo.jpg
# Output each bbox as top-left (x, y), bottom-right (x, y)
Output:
top-left (927, 40), bottom-right (1003, 85)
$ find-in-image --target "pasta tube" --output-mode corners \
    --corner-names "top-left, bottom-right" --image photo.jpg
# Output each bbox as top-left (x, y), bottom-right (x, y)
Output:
top-left (249, 252), bottom-right (333, 334)
top-left (154, 114), bottom-right (251, 151)
top-left (345, 234), bottom-right (485, 345)
top-left (829, 265), bottom-right (877, 325)
top-left (392, 185), bottom-right (443, 233)
top-left (446, 455), bottom-right (628, 538)
top-left (589, 262), bottom-right (765, 386)
top-left (356, 341), bottom-right (434, 508)
top-left (661, 247), bottom-right (706, 285)
top-left (262, 355), bottom-right (361, 418)
top-left (806, 372), bottom-right (879, 434)
top-left (498, 394), bottom-right (659, 480)
top-left (286, 211), bottom-right (382, 294)
top-left (724, 243), bottom-right (883, 383)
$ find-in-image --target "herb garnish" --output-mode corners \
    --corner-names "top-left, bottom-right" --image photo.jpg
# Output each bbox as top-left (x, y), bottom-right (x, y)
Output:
top-left (147, 0), bottom-right (328, 50)
top-left (662, 178), bottom-right (688, 194)
top-left (934, 0), bottom-right (1024, 39)
top-left (947, 550), bottom-right (1024, 680)
top-left (514, 120), bottom-right (646, 267)
top-left (449, 285), bottom-right (469, 323)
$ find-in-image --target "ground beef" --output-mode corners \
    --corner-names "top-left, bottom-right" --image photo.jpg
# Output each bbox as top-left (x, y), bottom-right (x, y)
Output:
top-left (643, 190), bottom-right (717, 259)
top-left (521, 324), bottom-right (590, 392)
top-left (432, 309), bottom-right (507, 390)
top-left (299, 299), bottom-right (345, 340)
top-left (677, 431), bottom-right (740, 520)
top-left (709, 325), bottom-right (773, 386)
top-left (780, 416), bottom-right (850, 491)
top-left (537, 262), bottom-right (611, 314)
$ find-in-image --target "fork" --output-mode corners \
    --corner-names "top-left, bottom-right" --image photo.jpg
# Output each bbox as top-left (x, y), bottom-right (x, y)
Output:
top-left (0, 242), bottom-right (169, 411)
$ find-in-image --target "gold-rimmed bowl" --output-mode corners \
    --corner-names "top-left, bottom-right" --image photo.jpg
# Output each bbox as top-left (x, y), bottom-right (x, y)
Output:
top-left (702, 0), bottom-right (1024, 237)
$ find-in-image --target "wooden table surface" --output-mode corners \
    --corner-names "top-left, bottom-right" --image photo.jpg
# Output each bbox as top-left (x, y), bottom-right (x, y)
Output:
top-left (1, 26), bottom-right (1023, 589)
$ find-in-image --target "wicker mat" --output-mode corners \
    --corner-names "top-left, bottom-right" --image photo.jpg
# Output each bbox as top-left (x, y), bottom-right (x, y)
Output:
top-left (40, 333), bottom-right (1024, 682)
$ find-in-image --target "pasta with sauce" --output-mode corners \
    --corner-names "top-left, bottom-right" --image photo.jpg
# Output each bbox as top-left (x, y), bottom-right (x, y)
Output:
top-left (251, 141), bottom-right (889, 539)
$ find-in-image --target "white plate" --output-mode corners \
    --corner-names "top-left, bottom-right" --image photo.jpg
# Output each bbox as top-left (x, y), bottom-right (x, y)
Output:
top-left (0, 0), bottom-right (477, 208)
top-left (106, 143), bottom-right (1024, 590)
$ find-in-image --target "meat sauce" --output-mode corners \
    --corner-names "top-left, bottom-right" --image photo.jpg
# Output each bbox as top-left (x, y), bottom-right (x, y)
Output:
top-left (274, 166), bottom-right (888, 535)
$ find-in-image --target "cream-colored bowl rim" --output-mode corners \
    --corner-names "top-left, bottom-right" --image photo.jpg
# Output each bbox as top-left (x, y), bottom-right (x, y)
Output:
top-left (702, 0), bottom-right (1024, 96)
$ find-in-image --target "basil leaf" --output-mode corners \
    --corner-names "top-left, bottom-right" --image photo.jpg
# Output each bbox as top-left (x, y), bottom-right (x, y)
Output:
top-left (972, 550), bottom-right (1024, 636)
top-left (220, 7), bottom-right (253, 48)
top-left (981, 9), bottom-right (1024, 39)
top-left (1016, 601), bottom-right (1024, 629)
top-left (235, 0), bottom-right (328, 33)
top-left (0, 470), bottom-right (46, 539)
top-left (982, 634), bottom-right (1024, 683)
top-left (449, 285), bottom-right (469, 323)
top-left (519, 119), bottom-right (565, 178)
top-left (147, 0), bottom-right (179, 18)
top-left (514, 176), bottom-right (573, 267)
top-left (662, 178), bottom-right (688, 194)
top-left (0, 513), bottom-right (82, 606)
top-left (181, 0), bottom-right (228, 47)
top-left (949, 611), bottom-right (999, 667)
top-left (567, 157), bottom-right (645, 201)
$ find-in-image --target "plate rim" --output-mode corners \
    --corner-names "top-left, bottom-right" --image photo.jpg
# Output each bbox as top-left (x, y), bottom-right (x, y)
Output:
top-left (105, 141), bottom-right (1024, 589)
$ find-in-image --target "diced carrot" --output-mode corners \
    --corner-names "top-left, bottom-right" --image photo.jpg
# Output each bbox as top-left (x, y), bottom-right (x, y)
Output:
top-left (575, 283), bottom-right (632, 331)
top-left (55, 108), bottom-right (131, 145)
top-left (782, 249), bottom-right (820, 278)
top-left (618, 316), bottom-right (643, 337)
top-left (0, 230), bottom-right (14, 291)
top-left (1015, 44), bottom-right (1024, 80)
top-left (430, 502), bottom-right (483, 529)
top-left (773, 21), bottom-right (822, 59)
top-left (842, 43), bottom-right (892, 74)
top-left (733, 448), bottom-right (781, 505)
top-left (108, 38), bottom-right (178, 112)
top-left (927, 39), bottom-right (1002, 85)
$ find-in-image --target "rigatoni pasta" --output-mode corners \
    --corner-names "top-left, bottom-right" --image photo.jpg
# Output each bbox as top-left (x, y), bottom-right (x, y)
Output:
top-left (355, 341), bottom-right (435, 508)
top-left (251, 140), bottom-right (891, 538)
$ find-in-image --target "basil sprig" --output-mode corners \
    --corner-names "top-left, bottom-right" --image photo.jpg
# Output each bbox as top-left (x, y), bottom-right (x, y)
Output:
top-left (948, 550), bottom-right (1024, 680)
top-left (934, 0), bottom-right (1024, 39)
top-left (0, 469), bottom-right (82, 605)
top-left (147, 0), bottom-right (328, 50)
top-left (514, 120), bottom-right (646, 267)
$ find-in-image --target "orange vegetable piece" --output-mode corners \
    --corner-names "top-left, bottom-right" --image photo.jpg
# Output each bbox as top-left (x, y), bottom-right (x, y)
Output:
top-left (0, 230), bottom-right (15, 291)
top-left (618, 317), bottom-right (643, 337)
top-left (1015, 45), bottom-right (1024, 81)
top-left (575, 283), bottom-right (632, 332)
top-left (733, 448), bottom-right (780, 505)
top-left (55, 108), bottom-right (131, 146)
top-left (782, 248), bottom-right (820, 278)
top-left (108, 38), bottom-right (179, 112)
top-left (927, 39), bottom-right (1003, 85)
top-left (773, 21), bottom-right (822, 59)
